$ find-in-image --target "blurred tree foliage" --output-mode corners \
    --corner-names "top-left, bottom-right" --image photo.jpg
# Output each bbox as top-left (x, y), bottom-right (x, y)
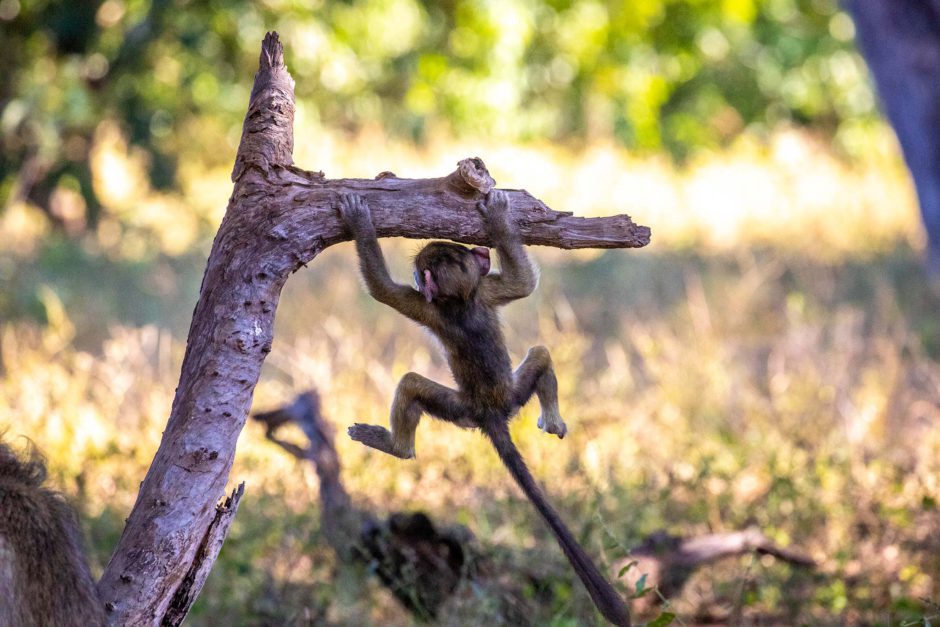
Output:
top-left (0, 0), bottom-right (875, 235)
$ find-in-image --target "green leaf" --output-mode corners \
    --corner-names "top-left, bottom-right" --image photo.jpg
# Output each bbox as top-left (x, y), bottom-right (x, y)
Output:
top-left (617, 560), bottom-right (638, 578)
top-left (634, 573), bottom-right (648, 596)
top-left (648, 611), bottom-right (676, 627)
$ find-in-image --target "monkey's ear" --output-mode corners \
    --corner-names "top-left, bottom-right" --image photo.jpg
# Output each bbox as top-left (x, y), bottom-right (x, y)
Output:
top-left (471, 247), bottom-right (491, 275)
top-left (422, 269), bottom-right (438, 302)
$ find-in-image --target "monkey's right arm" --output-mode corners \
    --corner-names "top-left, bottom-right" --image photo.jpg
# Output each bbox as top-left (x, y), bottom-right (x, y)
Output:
top-left (337, 194), bottom-right (438, 327)
top-left (477, 190), bottom-right (538, 306)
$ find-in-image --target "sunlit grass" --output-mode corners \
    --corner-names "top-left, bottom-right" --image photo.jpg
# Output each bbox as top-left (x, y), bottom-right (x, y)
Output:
top-left (3, 245), bottom-right (939, 624)
top-left (0, 129), bottom-right (937, 623)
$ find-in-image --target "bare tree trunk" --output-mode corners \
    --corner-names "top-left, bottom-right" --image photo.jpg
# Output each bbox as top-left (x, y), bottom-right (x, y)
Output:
top-left (95, 32), bottom-right (649, 625)
top-left (254, 392), bottom-right (471, 621)
top-left (846, 0), bottom-right (940, 275)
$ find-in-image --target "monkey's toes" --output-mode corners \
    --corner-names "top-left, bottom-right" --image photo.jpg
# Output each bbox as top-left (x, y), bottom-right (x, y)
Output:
top-left (348, 423), bottom-right (414, 458)
top-left (537, 414), bottom-right (568, 439)
top-left (348, 423), bottom-right (387, 442)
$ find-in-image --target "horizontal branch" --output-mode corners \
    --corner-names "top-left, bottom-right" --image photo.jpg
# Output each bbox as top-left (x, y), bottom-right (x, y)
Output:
top-left (244, 157), bottom-right (650, 268)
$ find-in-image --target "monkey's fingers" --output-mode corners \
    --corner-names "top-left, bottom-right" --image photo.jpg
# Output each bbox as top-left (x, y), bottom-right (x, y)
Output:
top-left (336, 192), bottom-right (354, 212)
top-left (334, 194), bottom-right (353, 223)
top-left (335, 194), bottom-right (374, 231)
top-left (348, 194), bottom-right (369, 212)
top-left (485, 189), bottom-right (508, 210)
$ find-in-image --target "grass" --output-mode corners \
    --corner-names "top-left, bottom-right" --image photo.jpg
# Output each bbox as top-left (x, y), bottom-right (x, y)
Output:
top-left (1, 129), bottom-right (938, 624)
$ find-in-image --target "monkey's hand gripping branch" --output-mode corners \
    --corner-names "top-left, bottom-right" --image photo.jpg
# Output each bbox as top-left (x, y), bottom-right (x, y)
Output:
top-left (475, 188), bottom-right (513, 237)
top-left (337, 193), bottom-right (375, 237)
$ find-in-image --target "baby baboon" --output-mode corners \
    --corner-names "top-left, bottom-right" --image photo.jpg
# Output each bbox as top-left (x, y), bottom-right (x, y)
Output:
top-left (0, 440), bottom-right (106, 626)
top-left (338, 191), bottom-right (630, 626)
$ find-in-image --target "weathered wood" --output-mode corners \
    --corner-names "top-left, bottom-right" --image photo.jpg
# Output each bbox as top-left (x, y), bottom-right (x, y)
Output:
top-left (162, 483), bottom-right (245, 626)
top-left (96, 31), bottom-right (649, 625)
top-left (95, 33), bottom-right (299, 625)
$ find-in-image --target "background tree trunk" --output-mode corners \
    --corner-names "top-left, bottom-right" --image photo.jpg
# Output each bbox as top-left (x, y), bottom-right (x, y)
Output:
top-left (847, 0), bottom-right (940, 275)
top-left (95, 32), bottom-right (649, 625)
top-left (254, 392), bottom-right (484, 622)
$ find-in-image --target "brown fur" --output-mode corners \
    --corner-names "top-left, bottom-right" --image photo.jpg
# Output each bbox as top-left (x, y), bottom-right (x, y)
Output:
top-left (0, 440), bottom-right (106, 626)
top-left (337, 191), bottom-right (630, 626)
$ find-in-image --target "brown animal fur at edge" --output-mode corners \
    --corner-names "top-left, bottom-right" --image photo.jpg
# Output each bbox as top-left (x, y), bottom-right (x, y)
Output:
top-left (337, 190), bottom-right (631, 626)
top-left (0, 440), bottom-right (106, 627)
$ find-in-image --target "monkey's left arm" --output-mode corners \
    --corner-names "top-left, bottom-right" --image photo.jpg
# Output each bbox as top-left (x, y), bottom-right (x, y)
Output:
top-left (478, 190), bottom-right (538, 305)
top-left (337, 194), bottom-right (439, 327)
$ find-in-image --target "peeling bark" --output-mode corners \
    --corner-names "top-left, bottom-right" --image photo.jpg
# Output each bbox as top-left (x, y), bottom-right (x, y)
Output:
top-left (161, 484), bottom-right (245, 626)
top-left (96, 32), bottom-right (650, 625)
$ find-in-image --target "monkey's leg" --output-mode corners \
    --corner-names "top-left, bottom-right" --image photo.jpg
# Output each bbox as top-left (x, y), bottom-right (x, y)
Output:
top-left (349, 373), bottom-right (469, 459)
top-left (512, 346), bottom-right (567, 439)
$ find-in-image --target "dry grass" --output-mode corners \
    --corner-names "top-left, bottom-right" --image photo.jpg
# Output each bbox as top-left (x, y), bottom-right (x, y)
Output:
top-left (1, 130), bottom-right (938, 624)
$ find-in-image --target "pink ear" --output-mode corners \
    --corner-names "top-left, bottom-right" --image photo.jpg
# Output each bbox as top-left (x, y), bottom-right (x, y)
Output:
top-left (471, 247), bottom-right (491, 275)
top-left (422, 269), bottom-right (438, 302)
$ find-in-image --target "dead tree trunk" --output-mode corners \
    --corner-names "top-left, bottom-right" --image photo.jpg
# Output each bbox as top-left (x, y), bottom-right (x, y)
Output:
top-left (254, 392), bottom-right (478, 622)
top-left (846, 0), bottom-right (940, 275)
top-left (94, 32), bottom-right (649, 625)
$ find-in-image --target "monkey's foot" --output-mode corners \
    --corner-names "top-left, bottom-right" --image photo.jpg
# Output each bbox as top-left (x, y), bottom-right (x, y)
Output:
top-left (348, 423), bottom-right (415, 459)
top-left (537, 412), bottom-right (567, 439)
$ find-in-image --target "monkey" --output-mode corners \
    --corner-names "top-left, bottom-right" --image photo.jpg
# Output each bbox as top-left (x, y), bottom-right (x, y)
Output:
top-left (0, 440), bottom-right (106, 627)
top-left (337, 190), bottom-right (631, 626)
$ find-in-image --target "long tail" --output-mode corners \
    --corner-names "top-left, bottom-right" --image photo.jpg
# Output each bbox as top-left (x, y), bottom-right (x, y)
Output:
top-left (482, 421), bottom-right (631, 626)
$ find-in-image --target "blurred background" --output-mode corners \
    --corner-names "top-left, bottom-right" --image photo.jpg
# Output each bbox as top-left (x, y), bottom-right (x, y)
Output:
top-left (1, 0), bottom-right (938, 624)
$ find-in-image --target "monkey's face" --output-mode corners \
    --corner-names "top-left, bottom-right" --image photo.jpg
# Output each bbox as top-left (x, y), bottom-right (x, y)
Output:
top-left (413, 242), bottom-right (491, 303)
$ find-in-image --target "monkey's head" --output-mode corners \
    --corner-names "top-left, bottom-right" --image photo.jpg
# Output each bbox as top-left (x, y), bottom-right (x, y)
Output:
top-left (413, 242), bottom-right (490, 303)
